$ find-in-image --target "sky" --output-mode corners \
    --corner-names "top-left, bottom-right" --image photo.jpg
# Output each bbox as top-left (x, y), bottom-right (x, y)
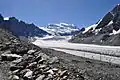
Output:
top-left (0, 0), bottom-right (120, 28)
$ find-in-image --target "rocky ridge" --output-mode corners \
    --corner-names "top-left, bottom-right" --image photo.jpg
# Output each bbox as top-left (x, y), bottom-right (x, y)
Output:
top-left (70, 4), bottom-right (120, 46)
top-left (0, 14), bottom-right (50, 38)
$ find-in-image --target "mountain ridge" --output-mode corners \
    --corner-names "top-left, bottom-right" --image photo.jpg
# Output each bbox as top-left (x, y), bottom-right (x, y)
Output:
top-left (39, 22), bottom-right (79, 36)
top-left (0, 14), bottom-right (50, 38)
top-left (70, 4), bottom-right (120, 46)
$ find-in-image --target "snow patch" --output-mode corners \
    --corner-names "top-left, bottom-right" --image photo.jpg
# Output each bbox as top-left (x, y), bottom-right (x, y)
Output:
top-left (4, 17), bottom-right (9, 20)
top-left (82, 24), bottom-right (98, 34)
top-left (94, 28), bottom-right (102, 35)
top-left (109, 29), bottom-right (120, 35)
top-left (107, 20), bottom-right (113, 26)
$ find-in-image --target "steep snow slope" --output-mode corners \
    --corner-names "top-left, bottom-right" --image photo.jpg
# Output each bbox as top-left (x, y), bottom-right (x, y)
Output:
top-left (82, 19), bottom-right (102, 34)
top-left (82, 24), bottom-right (98, 34)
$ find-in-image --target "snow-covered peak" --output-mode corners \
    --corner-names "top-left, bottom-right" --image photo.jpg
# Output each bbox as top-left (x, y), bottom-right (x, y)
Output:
top-left (47, 22), bottom-right (77, 29)
top-left (59, 23), bottom-right (75, 28)
top-left (39, 23), bottom-right (79, 36)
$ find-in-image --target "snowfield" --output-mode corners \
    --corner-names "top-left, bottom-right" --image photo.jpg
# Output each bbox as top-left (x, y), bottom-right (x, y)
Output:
top-left (33, 37), bottom-right (120, 64)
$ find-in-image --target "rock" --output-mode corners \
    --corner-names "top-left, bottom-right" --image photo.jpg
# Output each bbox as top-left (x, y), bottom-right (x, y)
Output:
top-left (36, 75), bottom-right (45, 80)
top-left (43, 67), bottom-right (50, 72)
top-left (48, 74), bottom-right (53, 78)
top-left (1, 53), bottom-right (22, 61)
top-left (37, 52), bottom-right (49, 61)
top-left (15, 47), bottom-right (28, 55)
top-left (62, 76), bottom-right (67, 79)
top-left (5, 42), bottom-right (11, 45)
top-left (24, 55), bottom-right (34, 62)
top-left (24, 70), bottom-right (33, 79)
top-left (38, 59), bottom-right (45, 64)
top-left (29, 62), bottom-right (37, 67)
top-left (47, 69), bottom-right (54, 75)
top-left (20, 69), bottom-right (30, 75)
top-left (9, 75), bottom-right (19, 80)
top-left (44, 77), bottom-right (51, 80)
top-left (0, 45), bottom-right (9, 51)
top-left (0, 44), bottom-right (4, 48)
top-left (52, 68), bottom-right (58, 72)
top-left (3, 50), bottom-right (11, 54)
top-left (49, 57), bottom-right (59, 64)
top-left (41, 53), bottom-right (49, 60)
top-left (12, 69), bottom-right (20, 74)
top-left (12, 58), bottom-right (22, 64)
top-left (33, 70), bottom-right (41, 76)
top-left (39, 64), bottom-right (47, 69)
top-left (60, 70), bottom-right (67, 77)
top-left (10, 66), bottom-right (23, 71)
top-left (17, 60), bottom-right (28, 67)
top-left (27, 62), bottom-right (37, 68)
top-left (35, 54), bottom-right (42, 62)
top-left (27, 50), bottom-right (36, 55)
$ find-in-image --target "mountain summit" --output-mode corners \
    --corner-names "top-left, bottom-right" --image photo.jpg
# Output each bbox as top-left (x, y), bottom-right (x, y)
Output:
top-left (70, 4), bottom-right (120, 46)
top-left (40, 23), bottom-right (79, 36)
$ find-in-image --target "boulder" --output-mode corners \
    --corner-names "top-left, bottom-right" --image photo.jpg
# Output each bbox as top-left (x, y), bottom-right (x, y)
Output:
top-left (24, 70), bottom-right (33, 79)
top-left (1, 52), bottom-right (22, 61)
top-left (60, 70), bottom-right (68, 77)
top-left (47, 69), bottom-right (54, 75)
top-left (36, 75), bottom-right (45, 80)
top-left (10, 66), bottom-right (23, 71)
top-left (12, 58), bottom-right (22, 64)
top-left (49, 57), bottom-right (59, 64)
top-left (27, 49), bottom-right (36, 55)
top-left (9, 75), bottom-right (19, 80)
top-left (52, 68), bottom-right (58, 72)
top-left (27, 62), bottom-right (37, 68)
top-left (39, 64), bottom-right (47, 69)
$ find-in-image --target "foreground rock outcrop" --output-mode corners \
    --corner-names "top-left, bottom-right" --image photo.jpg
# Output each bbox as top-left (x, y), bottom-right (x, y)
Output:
top-left (0, 28), bottom-right (85, 80)
top-left (8, 50), bottom-right (69, 80)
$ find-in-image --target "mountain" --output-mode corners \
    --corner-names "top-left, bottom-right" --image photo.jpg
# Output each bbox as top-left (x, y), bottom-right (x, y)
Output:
top-left (39, 23), bottom-right (79, 36)
top-left (0, 14), bottom-right (50, 39)
top-left (70, 4), bottom-right (120, 46)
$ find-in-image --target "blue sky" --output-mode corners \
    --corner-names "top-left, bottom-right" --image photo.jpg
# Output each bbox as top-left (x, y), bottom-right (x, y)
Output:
top-left (0, 0), bottom-right (119, 28)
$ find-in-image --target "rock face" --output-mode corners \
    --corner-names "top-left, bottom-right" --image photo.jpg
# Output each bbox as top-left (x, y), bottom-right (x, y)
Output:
top-left (0, 15), bottom-right (50, 38)
top-left (70, 4), bottom-right (120, 46)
